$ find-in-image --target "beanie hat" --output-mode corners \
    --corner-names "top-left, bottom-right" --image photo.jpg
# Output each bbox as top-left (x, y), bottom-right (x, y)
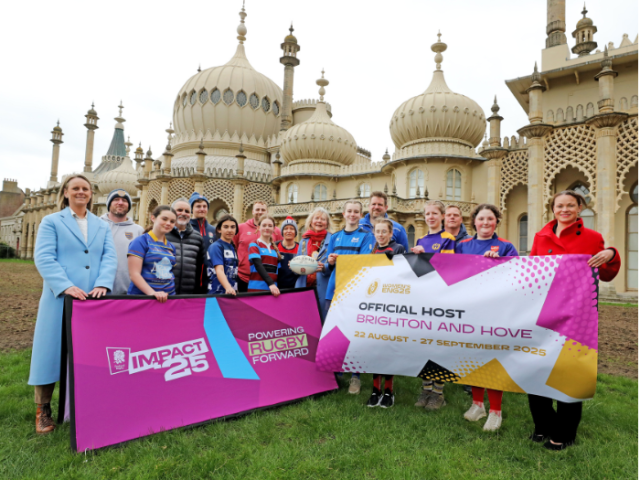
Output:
top-left (189, 192), bottom-right (209, 209)
top-left (107, 189), bottom-right (132, 212)
top-left (281, 216), bottom-right (298, 236)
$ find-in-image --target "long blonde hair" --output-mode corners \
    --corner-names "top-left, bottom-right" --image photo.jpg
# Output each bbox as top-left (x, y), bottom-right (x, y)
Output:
top-left (303, 207), bottom-right (331, 233)
top-left (57, 174), bottom-right (93, 211)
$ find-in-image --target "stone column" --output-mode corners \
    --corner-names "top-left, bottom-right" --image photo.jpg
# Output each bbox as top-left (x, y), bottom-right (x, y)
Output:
top-left (160, 181), bottom-right (169, 206)
top-left (84, 105), bottom-right (99, 173)
top-left (49, 123), bottom-right (63, 185)
top-left (138, 181), bottom-right (149, 227)
top-left (26, 221), bottom-right (35, 259)
top-left (20, 216), bottom-right (29, 259)
top-left (546, 0), bottom-right (567, 48)
top-left (232, 181), bottom-right (245, 221)
top-left (414, 214), bottom-right (425, 240)
top-left (279, 26), bottom-right (300, 131)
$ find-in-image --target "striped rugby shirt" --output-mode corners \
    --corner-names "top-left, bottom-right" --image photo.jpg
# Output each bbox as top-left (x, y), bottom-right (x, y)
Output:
top-left (248, 239), bottom-right (280, 291)
top-left (416, 229), bottom-right (456, 254)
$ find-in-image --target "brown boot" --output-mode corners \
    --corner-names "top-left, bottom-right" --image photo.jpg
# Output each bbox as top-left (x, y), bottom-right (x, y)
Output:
top-left (36, 403), bottom-right (55, 435)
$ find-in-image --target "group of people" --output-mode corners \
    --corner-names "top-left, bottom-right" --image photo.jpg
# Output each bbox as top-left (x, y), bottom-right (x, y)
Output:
top-left (28, 174), bottom-right (620, 452)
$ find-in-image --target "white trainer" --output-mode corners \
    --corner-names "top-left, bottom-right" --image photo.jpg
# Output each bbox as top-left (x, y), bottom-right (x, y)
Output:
top-left (463, 403), bottom-right (487, 422)
top-left (483, 412), bottom-right (503, 431)
top-left (348, 376), bottom-right (361, 394)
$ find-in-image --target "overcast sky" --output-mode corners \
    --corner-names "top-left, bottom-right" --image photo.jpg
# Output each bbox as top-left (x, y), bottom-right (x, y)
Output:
top-left (1, 0), bottom-right (637, 192)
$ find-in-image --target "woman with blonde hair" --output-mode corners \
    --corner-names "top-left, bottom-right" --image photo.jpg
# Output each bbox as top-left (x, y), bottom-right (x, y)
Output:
top-left (248, 214), bottom-right (283, 296)
top-left (295, 207), bottom-right (332, 302)
top-left (29, 174), bottom-right (117, 434)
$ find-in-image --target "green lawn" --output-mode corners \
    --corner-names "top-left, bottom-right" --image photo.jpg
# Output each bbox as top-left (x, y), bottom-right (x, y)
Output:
top-left (0, 349), bottom-right (636, 480)
top-left (600, 302), bottom-right (638, 308)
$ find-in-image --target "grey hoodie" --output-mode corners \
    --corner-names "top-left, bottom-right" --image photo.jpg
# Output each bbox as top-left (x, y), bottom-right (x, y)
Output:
top-left (100, 214), bottom-right (144, 295)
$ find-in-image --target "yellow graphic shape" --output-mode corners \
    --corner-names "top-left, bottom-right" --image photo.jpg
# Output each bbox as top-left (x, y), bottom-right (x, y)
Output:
top-left (546, 339), bottom-right (597, 399)
top-left (451, 358), bottom-right (484, 380)
top-left (332, 254), bottom-right (393, 307)
top-left (456, 358), bottom-right (526, 393)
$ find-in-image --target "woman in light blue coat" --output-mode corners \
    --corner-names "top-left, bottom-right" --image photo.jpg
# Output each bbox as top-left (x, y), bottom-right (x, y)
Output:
top-left (294, 207), bottom-right (332, 320)
top-left (29, 174), bottom-right (117, 434)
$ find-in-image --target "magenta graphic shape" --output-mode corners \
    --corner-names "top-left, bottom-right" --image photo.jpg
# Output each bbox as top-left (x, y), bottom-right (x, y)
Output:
top-left (536, 255), bottom-right (598, 350)
top-left (430, 253), bottom-right (513, 286)
top-left (316, 326), bottom-right (350, 372)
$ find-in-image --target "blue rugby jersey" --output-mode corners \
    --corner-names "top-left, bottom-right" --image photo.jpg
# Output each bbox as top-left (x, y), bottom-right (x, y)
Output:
top-left (248, 239), bottom-right (280, 291)
top-left (206, 239), bottom-right (238, 294)
top-left (416, 230), bottom-right (456, 254)
top-left (276, 241), bottom-right (299, 289)
top-left (325, 227), bottom-right (374, 300)
top-left (127, 231), bottom-right (177, 294)
top-left (455, 233), bottom-right (519, 257)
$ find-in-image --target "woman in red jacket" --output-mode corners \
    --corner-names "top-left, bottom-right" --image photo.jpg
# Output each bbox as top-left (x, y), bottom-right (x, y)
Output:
top-left (528, 190), bottom-right (620, 451)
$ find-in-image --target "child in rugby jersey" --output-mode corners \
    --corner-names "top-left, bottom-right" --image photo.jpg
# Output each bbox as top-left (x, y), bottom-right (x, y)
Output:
top-left (410, 200), bottom-right (455, 410)
top-left (456, 204), bottom-right (518, 431)
top-left (367, 219), bottom-right (406, 409)
top-left (276, 217), bottom-right (300, 290)
top-left (325, 200), bottom-right (374, 394)
top-left (248, 215), bottom-right (282, 296)
top-left (127, 205), bottom-right (177, 303)
top-left (206, 215), bottom-right (239, 295)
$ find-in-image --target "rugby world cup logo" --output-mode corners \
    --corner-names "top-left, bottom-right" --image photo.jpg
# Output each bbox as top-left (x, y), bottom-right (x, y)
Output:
top-left (366, 279), bottom-right (380, 297)
top-left (106, 347), bottom-right (131, 375)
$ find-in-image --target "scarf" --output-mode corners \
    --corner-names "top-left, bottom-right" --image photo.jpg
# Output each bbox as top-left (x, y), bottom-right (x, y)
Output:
top-left (302, 229), bottom-right (327, 256)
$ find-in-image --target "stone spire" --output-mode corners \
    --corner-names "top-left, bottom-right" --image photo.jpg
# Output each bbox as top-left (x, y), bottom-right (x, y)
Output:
top-left (594, 46), bottom-right (618, 114)
top-left (546, 0), bottom-right (567, 48)
top-left (106, 102), bottom-right (127, 158)
top-left (280, 22), bottom-right (301, 131)
top-left (431, 31), bottom-right (447, 71)
top-left (49, 121), bottom-right (63, 186)
top-left (83, 103), bottom-right (99, 173)
top-left (317, 69), bottom-right (329, 102)
top-left (487, 96), bottom-right (504, 147)
top-left (572, 3), bottom-right (598, 56)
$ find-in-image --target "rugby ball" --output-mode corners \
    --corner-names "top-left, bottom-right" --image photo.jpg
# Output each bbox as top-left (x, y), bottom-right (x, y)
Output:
top-left (290, 255), bottom-right (319, 275)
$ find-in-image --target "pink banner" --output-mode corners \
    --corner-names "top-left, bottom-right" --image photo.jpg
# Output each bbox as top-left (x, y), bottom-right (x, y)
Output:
top-left (63, 289), bottom-right (337, 452)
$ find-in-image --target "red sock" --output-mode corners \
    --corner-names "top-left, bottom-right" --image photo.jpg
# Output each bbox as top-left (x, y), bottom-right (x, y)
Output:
top-left (373, 375), bottom-right (381, 391)
top-left (488, 389), bottom-right (503, 413)
top-left (384, 375), bottom-right (393, 392)
top-left (472, 387), bottom-right (485, 406)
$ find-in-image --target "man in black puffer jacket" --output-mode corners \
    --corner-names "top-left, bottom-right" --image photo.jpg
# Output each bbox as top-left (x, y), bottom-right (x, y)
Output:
top-left (166, 198), bottom-right (207, 294)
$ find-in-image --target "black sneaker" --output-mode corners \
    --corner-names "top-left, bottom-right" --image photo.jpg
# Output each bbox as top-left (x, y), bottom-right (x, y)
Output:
top-left (379, 389), bottom-right (394, 408)
top-left (367, 389), bottom-right (382, 407)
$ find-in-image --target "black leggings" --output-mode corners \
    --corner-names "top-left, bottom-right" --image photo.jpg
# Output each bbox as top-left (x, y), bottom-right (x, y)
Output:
top-left (528, 394), bottom-right (583, 443)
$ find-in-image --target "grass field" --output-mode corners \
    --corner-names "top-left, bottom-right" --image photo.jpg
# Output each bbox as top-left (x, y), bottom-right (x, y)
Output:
top-left (0, 349), bottom-right (636, 480)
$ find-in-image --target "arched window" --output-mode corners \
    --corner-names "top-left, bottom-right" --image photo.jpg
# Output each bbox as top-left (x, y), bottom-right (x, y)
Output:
top-left (287, 184), bottom-right (298, 203)
top-left (215, 208), bottom-right (229, 221)
top-left (409, 169), bottom-right (424, 198)
top-left (518, 215), bottom-right (528, 254)
top-left (408, 225), bottom-right (415, 248)
top-left (446, 169), bottom-right (462, 200)
top-left (573, 183), bottom-right (592, 204)
top-left (581, 208), bottom-right (595, 230)
top-left (313, 184), bottom-right (328, 201)
top-left (359, 183), bottom-right (370, 198)
top-left (628, 184), bottom-right (638, 290)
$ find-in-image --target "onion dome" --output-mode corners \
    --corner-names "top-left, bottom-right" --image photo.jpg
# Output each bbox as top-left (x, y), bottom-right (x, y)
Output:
top-left (172, 5), bottom-right (283, 149)
top-left (280, 70), bottom-right (357, 167)
top-left (284, 24), bottom-right (297, 44)
top-left (96, 156), bottom-right (138, 195)
top-left (389, 33), bottom-right (485, 159)
top-left (53, 120), bottom-right (62, 132)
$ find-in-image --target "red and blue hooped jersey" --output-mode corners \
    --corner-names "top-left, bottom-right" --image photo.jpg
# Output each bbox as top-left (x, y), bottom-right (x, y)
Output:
top-left (455, 233), bottom-right (519, 257)
top-left (248, 239), bottom-right (280, 290)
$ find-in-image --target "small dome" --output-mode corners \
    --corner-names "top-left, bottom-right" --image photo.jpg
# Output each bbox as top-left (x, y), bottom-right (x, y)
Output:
top-left (389, 34), bottom-right (485, 157)
top-left (53, 121), bottom-right (62, 132)
top-left (280, 73), bottom-right (357, 167)
top-left (577, 16), bottom-right (593, 28)
top-left (96, 156), bottom-right (138, 196)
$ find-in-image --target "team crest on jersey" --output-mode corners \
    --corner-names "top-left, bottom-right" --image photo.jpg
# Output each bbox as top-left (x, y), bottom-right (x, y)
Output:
top-left (125, 232), bottom-right (133, 240)
top-left (351, 237), bottom-right (360, 243)
top-left (491, 245), bottom-right (500, 252)
top-left (432, 243), bottom-right (441, 250)
top-left (208, 232), bottom-right (213, 237)
top-left (224, 250), bottom-right (235, 258)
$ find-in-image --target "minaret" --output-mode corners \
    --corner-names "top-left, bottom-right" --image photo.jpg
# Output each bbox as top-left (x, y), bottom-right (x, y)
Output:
top-left (106, 102), bottom-right (127, 160)
top-left (546, 0), bottom-right (567, 48)
top-left (572, 4), bottom-right (597, 56)
top-left (480, 97), bottom-right (508, 209)
top-left (84, 103), bottom-right (99, 173)
top-left (280, 23), bottom-right (300, 131)
top-left (49, 121), bottom-right (63, 186)
top-left (594, 47), bottom-right (617, 114)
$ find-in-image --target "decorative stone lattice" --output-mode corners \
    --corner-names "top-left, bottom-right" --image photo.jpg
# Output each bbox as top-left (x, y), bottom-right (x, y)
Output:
top-left (243, 183), bottom-right (274, 208)
top-left (616, 117), bottom-right (639, 211)
top-left (146, 181), bottom-right (162, 212)
top-left (203, 180), bottom-right (234, 210)
top-left (168, 179), bottom-right (196, 204)
top-left (543, 125), bottom-right (597, 207)
top-left (500, 149), bottom-right (528, 212)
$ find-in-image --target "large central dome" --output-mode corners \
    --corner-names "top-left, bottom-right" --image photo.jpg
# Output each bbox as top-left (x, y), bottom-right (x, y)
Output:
top-left (389, 34), bottom-right (485, 159)
top-left (172, 6), bottom-right (283, 150)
